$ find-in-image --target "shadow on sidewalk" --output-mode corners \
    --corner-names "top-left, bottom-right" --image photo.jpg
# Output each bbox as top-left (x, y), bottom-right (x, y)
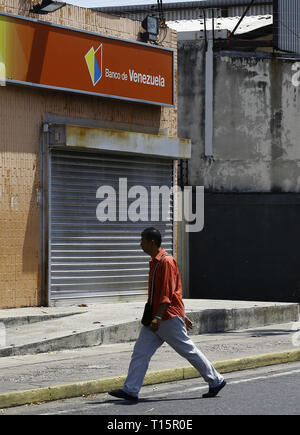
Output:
top-left (84, 395), bottom-right (222, 407)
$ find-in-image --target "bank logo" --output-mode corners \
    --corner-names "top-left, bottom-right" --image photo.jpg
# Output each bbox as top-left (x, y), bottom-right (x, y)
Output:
top-left (85, 44), bottom-right (103, 86)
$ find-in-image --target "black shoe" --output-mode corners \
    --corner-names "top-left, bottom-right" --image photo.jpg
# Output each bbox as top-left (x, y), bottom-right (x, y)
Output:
top-left (202, 380), bottom-right (226, 398)
top-left (108, 389), bottom-right (138, 402)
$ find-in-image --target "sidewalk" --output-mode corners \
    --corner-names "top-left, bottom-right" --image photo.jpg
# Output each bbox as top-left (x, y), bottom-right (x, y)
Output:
top-left (0, 299), bottom-right (299, 408)
top-left (0, 299), bottom-right (298, 357)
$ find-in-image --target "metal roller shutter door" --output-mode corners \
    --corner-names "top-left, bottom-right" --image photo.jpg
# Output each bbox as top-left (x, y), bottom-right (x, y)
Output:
top-left (49, 149), bottom-right (174, 305)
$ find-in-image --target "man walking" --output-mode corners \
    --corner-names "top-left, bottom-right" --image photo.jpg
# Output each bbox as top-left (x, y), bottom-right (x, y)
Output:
top-left (109, 227), bottom-right (226, 401)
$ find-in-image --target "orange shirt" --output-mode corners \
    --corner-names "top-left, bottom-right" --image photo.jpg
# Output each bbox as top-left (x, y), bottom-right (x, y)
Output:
top-left (148, 248), bottom-right (185, 321)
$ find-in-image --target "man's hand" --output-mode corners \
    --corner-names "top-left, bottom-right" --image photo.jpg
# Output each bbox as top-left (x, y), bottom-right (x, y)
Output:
top-left (184, 316), bottom-right (193, 331)
top-left (149, 303), bottom-right (168, 332)
top-left (150, 317), bottom-right (160, 332)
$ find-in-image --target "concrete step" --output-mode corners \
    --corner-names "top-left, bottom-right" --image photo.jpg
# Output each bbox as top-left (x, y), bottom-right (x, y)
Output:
top-left (0, 300), bottom-right (298, 358)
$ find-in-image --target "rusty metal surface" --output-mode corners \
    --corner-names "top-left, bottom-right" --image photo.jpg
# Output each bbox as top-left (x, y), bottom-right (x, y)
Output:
top-left (63, 125), bottom-right (191, 160)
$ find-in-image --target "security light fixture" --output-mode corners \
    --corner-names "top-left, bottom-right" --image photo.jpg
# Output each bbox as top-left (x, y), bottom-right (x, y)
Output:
top-left (30, 1), bottom-right (66, 14)
top-left (141, 15), bottom-right (159, 42)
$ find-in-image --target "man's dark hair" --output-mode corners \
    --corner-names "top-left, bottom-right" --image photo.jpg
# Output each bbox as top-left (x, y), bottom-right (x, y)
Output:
top-left (141, 227), bottom-right (162, 247)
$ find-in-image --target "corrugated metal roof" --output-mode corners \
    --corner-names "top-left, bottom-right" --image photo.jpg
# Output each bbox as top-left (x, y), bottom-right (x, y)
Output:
top-left (274, 0), bottom-right (300, 54)
top-left (59, 0), bottom-right (273, 10)
top-left (167, 14), bottom-right (273, 34)
top-left (56, 1), bottom-right (273, 21)
top-left (92, 1), bottom-right (273, 21)
top-left (107, 6), bottom-right (273, 22)
top-left (54, 0), bottom-right (273, 21)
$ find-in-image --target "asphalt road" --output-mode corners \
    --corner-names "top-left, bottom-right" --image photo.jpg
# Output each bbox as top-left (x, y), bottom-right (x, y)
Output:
top-left (2, 362), bottom-right (300, 416)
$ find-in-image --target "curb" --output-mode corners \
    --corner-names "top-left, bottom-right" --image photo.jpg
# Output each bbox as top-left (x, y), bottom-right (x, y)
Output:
top-left (0, 349), bottom-right (300, 409)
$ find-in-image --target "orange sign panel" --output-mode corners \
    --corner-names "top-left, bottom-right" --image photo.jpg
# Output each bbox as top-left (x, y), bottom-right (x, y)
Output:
top-left (0, 13), bottom-right (174, 106)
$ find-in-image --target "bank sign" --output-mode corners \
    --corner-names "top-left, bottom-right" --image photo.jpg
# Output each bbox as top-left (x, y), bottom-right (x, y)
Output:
top-left (0, 12), bottom-right (174, 106)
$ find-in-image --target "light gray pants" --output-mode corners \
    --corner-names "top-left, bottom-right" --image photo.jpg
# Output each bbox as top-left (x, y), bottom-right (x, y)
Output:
top-left (123, 316), bottom-right (224, 397)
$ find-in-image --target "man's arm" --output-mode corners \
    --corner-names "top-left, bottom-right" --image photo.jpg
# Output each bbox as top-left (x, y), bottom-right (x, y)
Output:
top-left (149, 303), bottom-right (169, 332)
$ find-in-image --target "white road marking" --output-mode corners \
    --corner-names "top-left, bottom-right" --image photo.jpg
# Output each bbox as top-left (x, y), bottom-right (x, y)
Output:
top-left (169, 368), bottom-right (300, 394)
top-left (40, 366), bottom-right (300, 415)
top-left (228, 368), bottom-right (300, 385)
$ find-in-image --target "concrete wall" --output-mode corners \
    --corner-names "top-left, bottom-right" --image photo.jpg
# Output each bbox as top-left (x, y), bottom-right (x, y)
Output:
top-left (178, 41), bottom-right (300, 302)
top-left (0, 0), bottom-right (177, 308)
top-left (178, 42), bottom-right (300, 193)
top-left (178, 40), bottom-right (206, 177)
